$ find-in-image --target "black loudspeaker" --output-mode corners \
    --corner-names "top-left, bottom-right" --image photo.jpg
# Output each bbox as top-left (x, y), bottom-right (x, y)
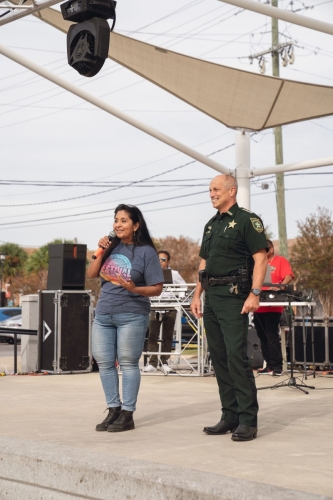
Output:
top-left (247, 328), bottom-right (264, 368)
top-left (38, 291), bottom-right (92, 373)
top-left (47, 244), bottom-right (87, 290)
top-left (293, 318), bottom-right (331, 366)
top-left (0, 291), bottom-right (5, 307)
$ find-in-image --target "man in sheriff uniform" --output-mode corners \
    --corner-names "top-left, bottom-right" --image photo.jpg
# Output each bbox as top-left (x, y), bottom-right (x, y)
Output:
top-left (191, 174), bottom-right (268, 441)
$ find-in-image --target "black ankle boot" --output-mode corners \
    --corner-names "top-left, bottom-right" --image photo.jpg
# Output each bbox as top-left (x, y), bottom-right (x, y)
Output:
top-left (231, 424), bottom-right (258, 441)
top-left (96, 407), bottom-right (121, 431)
top-left (107, 410), bottom-right (135, 432)
top-left (203, 420), bottom-right (238, 435)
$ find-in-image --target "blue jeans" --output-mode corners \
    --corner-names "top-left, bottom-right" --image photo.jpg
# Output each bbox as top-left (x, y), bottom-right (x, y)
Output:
top-left (92, 313), bottom-right (149, 412)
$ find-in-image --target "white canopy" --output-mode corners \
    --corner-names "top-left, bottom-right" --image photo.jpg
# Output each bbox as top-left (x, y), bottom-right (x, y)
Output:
top-left (21, 7), bottom-right (333, 131)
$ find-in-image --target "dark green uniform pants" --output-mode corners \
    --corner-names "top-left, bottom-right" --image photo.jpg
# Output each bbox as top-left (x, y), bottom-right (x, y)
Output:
top-left (204, 288), bottom-right (258, 427)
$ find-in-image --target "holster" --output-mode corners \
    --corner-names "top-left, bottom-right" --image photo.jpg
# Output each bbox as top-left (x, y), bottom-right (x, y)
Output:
top-left (198, 270), bottom-right (210, 292)
top-left (238, 267), bottom-right (252, 293)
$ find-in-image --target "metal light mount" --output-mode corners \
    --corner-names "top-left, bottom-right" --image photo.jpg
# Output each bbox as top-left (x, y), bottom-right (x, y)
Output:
top-left (61, 0), bottom-right (116, 77)
top-left (61, 0), bottom-right (116, 23)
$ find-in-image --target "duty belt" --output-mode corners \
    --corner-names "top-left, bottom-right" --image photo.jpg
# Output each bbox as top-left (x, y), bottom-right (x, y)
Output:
top-left (208, 276), bottom-right (241, 286)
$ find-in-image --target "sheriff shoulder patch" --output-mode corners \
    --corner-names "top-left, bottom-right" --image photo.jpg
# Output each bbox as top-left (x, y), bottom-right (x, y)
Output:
top-left (250, 218), bottom-right (264, 233)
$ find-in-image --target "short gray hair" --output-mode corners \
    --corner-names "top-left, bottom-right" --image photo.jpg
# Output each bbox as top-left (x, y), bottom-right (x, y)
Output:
top-left (222, 174), bottom-right (238, 193)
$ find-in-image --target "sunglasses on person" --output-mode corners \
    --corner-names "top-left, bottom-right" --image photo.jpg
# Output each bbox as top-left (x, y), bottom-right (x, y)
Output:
top-left (159, 257), bottom-right (167, 262)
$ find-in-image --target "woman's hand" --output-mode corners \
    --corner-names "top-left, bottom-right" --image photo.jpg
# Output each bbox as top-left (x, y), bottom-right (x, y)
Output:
top-left (87, 235), bottom-right (111, 279)
top-left (117, 274), bottom-right (137, 293)
top-left (116, 276), bottom-right (163, 297)
top-left (98, 236), bottom-right (112, 251)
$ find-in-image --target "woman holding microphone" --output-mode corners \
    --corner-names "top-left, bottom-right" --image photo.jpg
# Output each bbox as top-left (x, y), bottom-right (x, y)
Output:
top-left (87, 204), bottom-right (163, 433)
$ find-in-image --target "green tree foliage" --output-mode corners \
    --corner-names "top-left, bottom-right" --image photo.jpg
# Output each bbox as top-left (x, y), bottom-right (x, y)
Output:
top-left (24, 239), bottom-right (75, 291)
top-left (0, 243), bottom-right (28, 279)
top-left (290, 207), bottom-right (333, 316)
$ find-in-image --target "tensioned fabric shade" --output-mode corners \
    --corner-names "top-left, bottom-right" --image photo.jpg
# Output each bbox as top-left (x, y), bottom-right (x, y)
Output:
top-left (33, 7), bottom-right (333, 131)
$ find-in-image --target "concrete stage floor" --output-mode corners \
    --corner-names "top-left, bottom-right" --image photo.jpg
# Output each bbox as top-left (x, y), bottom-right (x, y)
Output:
top-left (1, 367), bottom-right (333, 499)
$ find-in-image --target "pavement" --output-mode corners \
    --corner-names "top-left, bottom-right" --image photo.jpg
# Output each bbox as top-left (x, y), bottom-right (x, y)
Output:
top-left (1, 352), bottom-right (333, 499)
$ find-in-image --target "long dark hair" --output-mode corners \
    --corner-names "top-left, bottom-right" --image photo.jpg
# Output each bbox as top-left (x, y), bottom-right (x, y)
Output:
top-left (102, 204), bottom-right (156, 262)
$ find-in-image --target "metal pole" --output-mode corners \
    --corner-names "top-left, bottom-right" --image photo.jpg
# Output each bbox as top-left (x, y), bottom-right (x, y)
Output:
top-left (216, 0), bottom-right (333, 36)
top-left (0, 0), bottom-right (62, 26)
top-left (235, 132), bottom-right (251, 209)
top-left (0, 43), bottom-right (229, 176)
top-left (272, 0), bottom-right (288, 258)
top-left (252, 156), bottom-right (333, 176)
top-left (14, 333), bottom-right (18, 374)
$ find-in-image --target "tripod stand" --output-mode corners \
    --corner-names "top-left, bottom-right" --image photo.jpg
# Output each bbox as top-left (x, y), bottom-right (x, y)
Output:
top-left (258, 296), bottom-right (315, 394)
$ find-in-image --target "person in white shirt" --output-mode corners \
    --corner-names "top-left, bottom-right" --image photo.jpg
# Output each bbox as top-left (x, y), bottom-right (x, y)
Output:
top-left (144, 250), bottom-right (186, 374)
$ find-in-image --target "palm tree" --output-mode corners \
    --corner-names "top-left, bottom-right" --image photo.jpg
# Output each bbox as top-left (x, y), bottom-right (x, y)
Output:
top-left (0, 243), bottom-right (28, 280)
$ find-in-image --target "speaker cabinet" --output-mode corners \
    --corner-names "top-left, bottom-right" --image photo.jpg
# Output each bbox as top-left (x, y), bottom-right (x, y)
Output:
top-left (293, 317), bottom-right (331, 367)
top-left (38, 290), bottom-right (93, 373)
top-left (47, 244), bottom-right (87, 290)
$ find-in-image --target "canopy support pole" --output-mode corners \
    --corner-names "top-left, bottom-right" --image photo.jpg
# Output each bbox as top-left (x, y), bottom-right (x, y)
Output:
top-left (235, 132), bottom-right (251, 209)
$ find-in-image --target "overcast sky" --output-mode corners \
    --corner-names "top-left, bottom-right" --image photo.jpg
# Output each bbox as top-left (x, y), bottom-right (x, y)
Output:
top-left (0, 0), bottom-right (332, 251)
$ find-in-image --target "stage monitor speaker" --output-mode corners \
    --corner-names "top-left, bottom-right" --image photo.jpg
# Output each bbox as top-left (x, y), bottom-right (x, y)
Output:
top-left (47, 244), bottom-right (87, 290)
top-left (247, 328), bottom-right (264, 368)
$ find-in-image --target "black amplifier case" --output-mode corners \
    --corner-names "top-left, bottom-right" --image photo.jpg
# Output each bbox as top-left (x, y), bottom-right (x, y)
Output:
top-left (37, 290), bottom-right (93, 374)
top-left (293, 316), bottom-right (333, 368)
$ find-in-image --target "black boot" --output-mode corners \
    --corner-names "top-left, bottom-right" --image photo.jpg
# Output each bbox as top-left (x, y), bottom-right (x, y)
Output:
top-left (107, 410), bottom-right (135, 432)
top-left (203, 420), bottom-right (238, 435)
top-left (96, 407), bottom-right (121, 431)
top-left (231, 424), bottom-right (258, 441)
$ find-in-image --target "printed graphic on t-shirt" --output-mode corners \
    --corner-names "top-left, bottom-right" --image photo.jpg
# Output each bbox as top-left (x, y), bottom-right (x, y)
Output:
top-left (100, 254), bottom-right (131, 285)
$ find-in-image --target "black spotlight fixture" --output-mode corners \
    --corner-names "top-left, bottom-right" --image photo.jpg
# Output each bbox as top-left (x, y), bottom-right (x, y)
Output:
top-left (61, 0), bottom-right (116, 77)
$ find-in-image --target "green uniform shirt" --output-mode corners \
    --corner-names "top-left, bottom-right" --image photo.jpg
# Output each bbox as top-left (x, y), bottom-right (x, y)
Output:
top-left (199, 203), bottom-right (268, 277)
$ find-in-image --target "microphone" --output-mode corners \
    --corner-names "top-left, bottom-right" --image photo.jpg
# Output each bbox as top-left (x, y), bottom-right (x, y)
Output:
top-left (91, 231), bottom-right (116, 259)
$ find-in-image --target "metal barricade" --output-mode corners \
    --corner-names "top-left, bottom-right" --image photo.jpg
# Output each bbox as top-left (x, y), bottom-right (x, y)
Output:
top-left (0, 327), bottom-right (37, 374)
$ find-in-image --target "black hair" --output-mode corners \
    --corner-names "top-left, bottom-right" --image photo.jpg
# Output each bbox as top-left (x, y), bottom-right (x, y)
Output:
top-left (266, 239), bottom-right (273, 248)
top-left (102, 204), bottom-right (156, 263)
top-left (158, 250), bottom-right (170, 261)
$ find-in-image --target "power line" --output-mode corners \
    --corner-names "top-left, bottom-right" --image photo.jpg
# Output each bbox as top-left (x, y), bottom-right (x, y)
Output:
top-left (252, 184), bottom-right (333, 195)
top-left (0, 129), bottom-right (233, 200)
top-left (0, 189), bottom-right (208, 227)
top-left (1, 181), bottom-right (332, 231)
top-left (0, 199), bottom-right (212, 233)
top-left (0, 142), bottom-right (235, 207)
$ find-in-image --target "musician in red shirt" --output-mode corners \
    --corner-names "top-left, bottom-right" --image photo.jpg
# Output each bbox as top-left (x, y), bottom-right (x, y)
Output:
top-left (253, 240), bottom-right (294, 376)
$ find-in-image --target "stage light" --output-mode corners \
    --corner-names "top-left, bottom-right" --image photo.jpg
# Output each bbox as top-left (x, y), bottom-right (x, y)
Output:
top-left (61, 0), bottom-right (116, 77)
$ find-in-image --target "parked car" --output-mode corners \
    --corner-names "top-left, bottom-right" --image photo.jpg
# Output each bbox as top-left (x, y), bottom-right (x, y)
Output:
top-left (0, 307), bottom-right (22, 323)
top-left (0, 314), bottom-right (22, 344)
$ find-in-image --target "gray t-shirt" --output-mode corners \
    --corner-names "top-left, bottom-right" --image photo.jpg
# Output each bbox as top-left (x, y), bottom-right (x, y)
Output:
top-left (95, 242), bottom-right (164, 315)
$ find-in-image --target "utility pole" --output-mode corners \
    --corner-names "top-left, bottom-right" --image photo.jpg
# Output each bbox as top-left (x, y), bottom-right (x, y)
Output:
top-left (272, 0), bottom-right (288, 258)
